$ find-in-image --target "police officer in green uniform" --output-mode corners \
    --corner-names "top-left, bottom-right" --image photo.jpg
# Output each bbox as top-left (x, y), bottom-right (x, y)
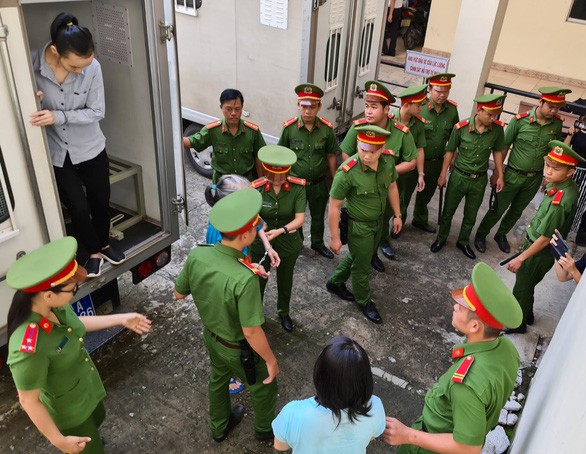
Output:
top-left (278, 83), bottom-right (339, 259)
top-left (505, 141), bottom-right (584, 334)
top-left (475, 87), bottom-right (569, 254)
top-left (175, 189), bottom-right (279, 442)
top-left (6, 237), bottom-right (151, 454)
top-left (182, 89), bottom-right (266, 182)
top-left (413, 73), bottom-right (460, 232)
top-left (341, 81), bottom-right (416, 269)
top-left (250, 146), bottom-right (307, 332)
top-left (327, 125), bottom-right (401, 324)
top-left (384, 262), bottom-right (523, 454)
top-left (394, 84), bottom-right (429, 227)
top-left (431, 94), bottom-right (507, 260)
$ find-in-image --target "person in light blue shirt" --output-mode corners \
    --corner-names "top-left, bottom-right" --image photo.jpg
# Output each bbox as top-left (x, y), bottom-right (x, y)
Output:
top-left (272, 336), bottom-right (385, 453)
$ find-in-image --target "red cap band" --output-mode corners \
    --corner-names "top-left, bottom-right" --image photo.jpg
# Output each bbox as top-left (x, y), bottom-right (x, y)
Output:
top-left (23, 259), bottom-right (79, 293)
top-left (223, 214), bottom-right (262, 236)
top-left (540, 93), bottom-right (566, 103)
top-left (548, 148), bottom-right (578, 166)
top-left (477, 100), bottom-right (503, 111)
top-left (262, 163), bottom-right (291, 174)
top-left (357, 131), bottom-right (386, 146)
top-left (365, 84), bottom-right (391, 103)
top-left (297, 89), bottom-right (322, 101)
top-left (463, 284), bottom-right (504, 330)
top-left (401, 93), bottom-right (427, 105)
top-left (429, 76), bottom-right (452, 87)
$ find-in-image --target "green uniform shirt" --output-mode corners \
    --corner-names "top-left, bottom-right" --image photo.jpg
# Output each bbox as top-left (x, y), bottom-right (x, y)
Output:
top-left (505, 108), bottom-right (563, 172)
top-left (422, 336), bottom-right (519, 447)
top-left (8, 305), bottom-right (106, 430)
top-left (340, 118), bottom-right (417, 165)
top-left (526, 178), bottom-right (579, 241)
top-left (330, 154), bottom-right (398, 222)
top-left (395, 112), bottom-right (427, 149)
top-left (187, 118), bottom-right (266, 176)
top-left (254, 182), bottom-right (307, 256)
top-left (447, 116), bottom-right (505, 173)
top-left (420, 100), bottom-right (460, 159)
top-left (277, 116), bottom-right (340, 181)
top-left (175, 243), bottom-right (265, 342)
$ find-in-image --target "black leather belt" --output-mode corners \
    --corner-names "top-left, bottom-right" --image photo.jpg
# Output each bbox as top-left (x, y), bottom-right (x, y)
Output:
top-left (422, 421), bottom-right (428, 432)
top-left (208, 330), bottom-right (240, 349)
top-left (507, 166), bottom-right (540, 178)
top-left (454, 167), bottom-right (486, 179)
top-left (425, 157), bottom-right (443, 162)
top-left (305, 175), bottom-right (325, 186)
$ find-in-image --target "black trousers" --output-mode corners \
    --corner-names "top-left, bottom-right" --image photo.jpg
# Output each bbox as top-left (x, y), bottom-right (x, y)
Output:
top-left (383, 7), bottom-right (402, 54)
top-left (54, 150), bottom-right (111, 255)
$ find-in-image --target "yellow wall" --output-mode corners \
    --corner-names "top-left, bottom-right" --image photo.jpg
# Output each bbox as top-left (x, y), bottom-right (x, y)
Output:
top-left (424, 0), bottom-right (586, 82)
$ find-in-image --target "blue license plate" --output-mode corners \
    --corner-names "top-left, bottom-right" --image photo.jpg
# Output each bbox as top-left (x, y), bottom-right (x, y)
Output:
top-left (72, 295), bottom-right (96, 316)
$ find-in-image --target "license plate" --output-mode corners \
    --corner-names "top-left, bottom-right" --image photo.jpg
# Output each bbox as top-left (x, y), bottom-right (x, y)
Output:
top-left (72, 295), bottom-right (96, 316)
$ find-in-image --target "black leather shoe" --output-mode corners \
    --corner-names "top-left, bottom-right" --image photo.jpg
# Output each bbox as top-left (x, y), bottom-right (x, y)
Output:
top-left (279, 315), bottom-right (294, 332)
top-left (255, 429), bottom-right (274, 441)
top-left (503, 324), bottom-right (527, 335)
top-left (311, 245), bottom-right (334, 259)
top-left (526, 312), bottom-right (535, 325)
top-left (213, 404), bottom-right (245, 442)
top-left (474, 235), bottom-right (486, 253)
top-left (100, 246), bottom-right (126, 265)
top-left (326, 281), bottom-right (355, 301)
top-left (412, 222), bottom-right (437, 233)
top-left (380, 243), bottom-right (395, 259)
top-left (456, 243), bottom-right (476, 260)
top-left (371, 254), bottom-right (386, 272)
top-left (494, 234), bottom-right (510, 253)
top-left (430, 240), bottom-right (445, 253)
top-left (361, 301), bottom-right (382, 324)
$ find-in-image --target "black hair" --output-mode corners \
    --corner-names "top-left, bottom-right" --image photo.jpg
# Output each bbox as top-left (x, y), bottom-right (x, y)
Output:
top-left (220, 89), bottom-right (244, 106)
top-left (50, 12), bottom-right (95, 58)
top-left (204, 174), bottom-right (250, 207)
top-left (313, 336), bottom-right (373, 426)
top-left (466, 311), bottom-right (503, 339)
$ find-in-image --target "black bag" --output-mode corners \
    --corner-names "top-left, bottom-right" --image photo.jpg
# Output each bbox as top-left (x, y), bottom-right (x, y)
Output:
top-left (340, 207), bottom-right (349, 245)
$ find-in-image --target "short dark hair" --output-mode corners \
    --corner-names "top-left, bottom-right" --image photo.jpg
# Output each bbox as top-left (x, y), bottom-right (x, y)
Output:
top-left (220, 89), bottom-right (244, 106)
top-left (50, 12), bottom-right (95, 58)
top-left (466, 311), bottom-right (502, 339)
top-left (313, 336), bottom-right (373, 426)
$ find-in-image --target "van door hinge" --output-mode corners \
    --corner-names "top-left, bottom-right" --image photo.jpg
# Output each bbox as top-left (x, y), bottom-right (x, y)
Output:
top-left (171, 195), bottom-right (185, 214)
top-left (159, 20), bottom-right (174, 43)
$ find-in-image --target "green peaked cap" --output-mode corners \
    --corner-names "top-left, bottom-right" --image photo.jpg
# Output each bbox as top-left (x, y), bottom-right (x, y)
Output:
top-left (547, 139), bottom-right (586, 165)
top-left (209, 188), bottom-right (262, 234)
top-left (258, 145), bottom-right (297, 167)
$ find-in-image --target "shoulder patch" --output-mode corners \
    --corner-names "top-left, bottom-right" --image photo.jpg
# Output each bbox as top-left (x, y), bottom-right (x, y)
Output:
top-left (455, 119), bottom-right (470, 130)
top-left (554, 113), bottom-right (565, 122)
top-left (287, 176), bottom-right (306, 186)
top-left (452, 355), bottom-right (475, 383)
top-left (382, 149), bottom-right (395, 156)
top-left (243, 120), bottom-right (260, 131)
top-left (394, 122), bottom-right (410, 134)
top-left (205, 120), bottom-right (222, 130)
top-left (492, 118), bottom-right (506, 127)
top-left (447, 99), bottom-right (458, 107)
top-left (452, 347), bottom-right (465, 359)
top-left (552, 190), bottom-right (564, 205)
top-left (319, 117), bottom-right (333, 128)
top-left (238, 258), bottom-right (262, 275)
top-left (388, 112), bottom-right (395, 120)
top-left (250, 177), bottom-right (268, 189)
top-left (514, 111), bottom-right (530, 120)
top-left (20, 322), bottom-right (39, 354)
top-left (353, 118), bottom-right (368, 126)
top-left (342, 158), bottom-right (358, 172)
top-left (415, 115), bottom-right (427, 124)
top-left (283, 117), bottom-right (297, 127)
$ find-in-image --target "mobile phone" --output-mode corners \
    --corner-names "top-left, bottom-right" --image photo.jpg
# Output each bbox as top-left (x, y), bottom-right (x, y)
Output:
top-left (550, 231), bottom-right (569, 261)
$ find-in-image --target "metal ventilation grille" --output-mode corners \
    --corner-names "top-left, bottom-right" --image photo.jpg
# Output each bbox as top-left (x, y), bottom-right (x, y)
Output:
top-left (92, 2), bottom-right (133, 67)
top-left (0, 183), bottom-right (8, 224)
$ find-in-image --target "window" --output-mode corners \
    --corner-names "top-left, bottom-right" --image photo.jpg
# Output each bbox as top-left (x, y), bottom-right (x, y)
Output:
top-left (358, 18), bottom-right (375, 76)
top-left (0, 149), bottom-right (17, 240)
top-left (324, 29), bottom-right (341, 90)
top-left (176, 0), bottom-right (201, 17)
top-left (568, 0), bottom-right (586, 22)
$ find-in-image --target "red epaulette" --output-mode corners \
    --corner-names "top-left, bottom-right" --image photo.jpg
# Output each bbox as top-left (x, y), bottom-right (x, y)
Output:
top-left (353, 118), bottom-right (368, 126)
top-left (238, 258), bottom-right (262, 275)
top-left (20, 322), bottom-right (40, 354)
top-left (382, 149), bottom-right (395, 156)
top-left (283, 117), bottom-right (297, 127)
top-left (552, 190), bottom-right (565, 205)
top-left (287, 176), bottom-right (306, 186)
top-left (415, 115), bottom-right (427, 124)
top-left (452, 355), bottom-right (474, 383)
top-left (455, 119), bottom-right (470, 130)
top-left (554, 113), bottom-right (565, 122)
top-left (452, 347), bottom-right (465, 359)
top-left (447, 99), bottom-right (458, 107)
top-left (243, 120), bottom-right (260, 131)
top-left (342, 158), bottom-right (358, 172)
top-left (250, 177), bottom-right (268, 189)
top-left (492, 118), bottom-right (506, 127)
top-left (319, 117), bottom-right (333, 128)
top-left (514, 111), bottom-right (530, 120)
top-left (394, 122), bottom-right (409, 134)
top-left (205, 120), bottom-right (222, 130)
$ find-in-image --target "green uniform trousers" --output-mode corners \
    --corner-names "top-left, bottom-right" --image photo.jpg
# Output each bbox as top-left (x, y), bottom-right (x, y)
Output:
top-left (330, 218), bottom-right (383, 307)
top-left (398, 169), bottom-right (419, 221)
top-left (305, 180), bottom-right (329, 248)
top-left (413, 159), bottom-right (444, 226)
top-left (252, 249), bottom-right (301, 316)
top-left (512, 242), bottom-right (554, 323)
top-left (437, 171), bottom-right (487, 245)
top-left (61, 401), bottom-right (106, 454)
top-left (396, 418), bottom-right (433, 454)
top-left (204, 330), bottom-right (277, 436)
top-left (476, 169), bottom-right (542, 238)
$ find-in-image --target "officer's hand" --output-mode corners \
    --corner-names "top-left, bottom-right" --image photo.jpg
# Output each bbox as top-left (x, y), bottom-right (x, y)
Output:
top-left (392, 217), bottom-right (403, 234)
top-left (507, 256), bottom-right (524, 273)
top-left (182, 137), bottom-right (191, 149)
top-left (489, 171), bottom-right (499, 188)
top-left (122, 313), bottom-right (152, 335)
top-left (329, 238), bottom-right (342, 255)
top-left (437, 174), bottom-right (447, 188)
top-left (417, 175), bottom-right (425, 192)
top-left (550, 232), bottom-right (559, 246)
top-left (268, 248), bottom-right (281, 268)
top-left (265, 229), bottom-right (282, 241)
top-left (383, 417), bottom-right (410, 446)
top-left (55, 435), bottom-right (92, 453)
top-left (496, 176), bottom-right (504, 192)
top-left (263, 359), bottom-right (279, 384)
top-left (253, 264), bottom-right (270, 279)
